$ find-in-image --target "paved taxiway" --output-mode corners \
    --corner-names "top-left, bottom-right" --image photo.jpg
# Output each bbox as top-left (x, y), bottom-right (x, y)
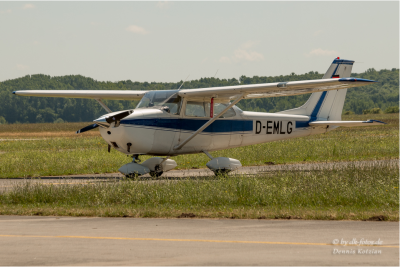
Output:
top-left (0, 216), bottom-right (398, 265)
top-left (0, 159), bottom-right (396, 192)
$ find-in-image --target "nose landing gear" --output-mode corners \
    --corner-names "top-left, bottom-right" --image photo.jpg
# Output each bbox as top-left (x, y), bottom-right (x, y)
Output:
top-left (131, 154), bottom-right (141, 163)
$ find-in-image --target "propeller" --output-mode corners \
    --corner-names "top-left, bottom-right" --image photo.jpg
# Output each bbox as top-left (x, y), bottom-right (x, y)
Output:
top-left (76, 123), bottom-right (99, 134)
top-left (76, 110), bottom-right (133, 134)
top-left (106, 110), bottom-right (132, 127)
top-left (94, 110), bottom-right (133, 127)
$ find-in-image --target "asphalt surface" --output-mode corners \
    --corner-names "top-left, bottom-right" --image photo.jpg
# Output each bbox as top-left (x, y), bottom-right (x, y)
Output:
top-left (0, 216), bottom-right (398, 265)
top-left (0, 159), bottom-right (397, 192)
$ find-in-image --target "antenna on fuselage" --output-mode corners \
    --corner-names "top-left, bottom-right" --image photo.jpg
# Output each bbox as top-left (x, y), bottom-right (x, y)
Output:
top-left (178, 74), bottom-right (190, 90)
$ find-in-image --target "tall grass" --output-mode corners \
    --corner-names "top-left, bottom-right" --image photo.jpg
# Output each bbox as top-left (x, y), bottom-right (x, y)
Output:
top-left (1, 161), bottom-right (398, 220)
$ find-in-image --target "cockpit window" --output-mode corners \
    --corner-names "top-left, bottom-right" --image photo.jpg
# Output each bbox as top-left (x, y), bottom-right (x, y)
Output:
top-left (185, 101), bottom-right (207, 117)
top-left (136, 90), bottom-right (182, 115)
top-left (212, 103), bottom-right (236, 118)
top-left (184, 101), bottom-right (236, 118)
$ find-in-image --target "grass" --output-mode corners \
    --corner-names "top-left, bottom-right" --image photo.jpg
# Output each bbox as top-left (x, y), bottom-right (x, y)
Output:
top-left (0, 122), bottom-right (99, 138)
top-left (0, 113), bottom-right (398, 178)
top-left (0, 113), bottom-right (397, 220)
top-left (0, 121), bottom-right (96, 133)
top-left (0, 161), bottom-right (398, 220)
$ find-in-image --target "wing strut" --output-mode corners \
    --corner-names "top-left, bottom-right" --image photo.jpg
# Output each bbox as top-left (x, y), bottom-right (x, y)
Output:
top-left (95, 99), bottom-right (112, 113)
top-left (173, 94), bottom-right (245, 150)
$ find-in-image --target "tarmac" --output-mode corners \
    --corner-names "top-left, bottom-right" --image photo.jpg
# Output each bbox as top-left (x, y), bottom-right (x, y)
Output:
top-left (0, 216), bottom-right (398, 265)
top-left (0, 160), bottom-right (398, 265)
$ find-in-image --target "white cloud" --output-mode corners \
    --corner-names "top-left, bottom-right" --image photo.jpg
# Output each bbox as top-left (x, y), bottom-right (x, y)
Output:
top-left (156, 1), bottom-right (171, 9)
top-left (23, 4), bottom-right (35, 9)
top-left (16, 64), bottom-right (29, 70)
top-left (219, 56), bottom-right (231, 63)
top-left (220, 41), bottom-right (264, 63)
top-left (33, 41), bottom-right (40, 45)
top-left (126, 25), bottom-right (148, 35)
top-left (233, 49), bottom-right (264, 62)
top-left (0, 9), bottom-right (11, 14)
top-left (306, 48), bottom-right (339, 57)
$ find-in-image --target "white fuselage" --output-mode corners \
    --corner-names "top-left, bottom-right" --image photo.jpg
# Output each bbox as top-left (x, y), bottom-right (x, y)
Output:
top-left (99, 105), bottom-right (332, 156)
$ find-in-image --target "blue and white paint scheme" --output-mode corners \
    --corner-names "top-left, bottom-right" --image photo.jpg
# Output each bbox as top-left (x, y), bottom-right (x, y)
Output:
top-left (13, 58), bottom-right (385, 177)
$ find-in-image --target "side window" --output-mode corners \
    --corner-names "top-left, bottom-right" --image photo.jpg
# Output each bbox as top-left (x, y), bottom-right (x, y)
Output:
top-left (213, 103), bottom-right (236, 118)
top-left (163, 95), bottom-right (182, 115)
top-left (185, 101), bottom-right (207, 117)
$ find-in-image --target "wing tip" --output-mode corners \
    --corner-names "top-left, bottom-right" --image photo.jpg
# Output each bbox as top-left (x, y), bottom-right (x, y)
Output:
top-left (339, 78), bottom-right (378, 83)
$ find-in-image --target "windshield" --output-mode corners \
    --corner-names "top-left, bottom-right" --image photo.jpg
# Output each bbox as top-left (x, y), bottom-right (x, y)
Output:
top-left (136, 90), bottom-right (182, 115)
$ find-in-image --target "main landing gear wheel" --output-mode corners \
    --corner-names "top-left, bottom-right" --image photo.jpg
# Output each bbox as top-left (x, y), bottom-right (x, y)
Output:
top-left (149, 164), bottom-right (163, 178)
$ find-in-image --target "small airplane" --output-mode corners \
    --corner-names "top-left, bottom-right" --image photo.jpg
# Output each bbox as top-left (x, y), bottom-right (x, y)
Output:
top-left (13, 58), bottom-right (386, 177)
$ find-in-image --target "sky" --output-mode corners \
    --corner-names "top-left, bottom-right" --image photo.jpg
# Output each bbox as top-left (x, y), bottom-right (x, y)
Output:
top-left (0, 1), bottom-right (398, 83)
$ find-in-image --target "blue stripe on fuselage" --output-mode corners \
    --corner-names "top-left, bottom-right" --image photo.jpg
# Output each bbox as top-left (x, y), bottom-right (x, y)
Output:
top-left (121, 118), bottom-right (253, 133)
top-left (295, 121), bottom-right (309, 128)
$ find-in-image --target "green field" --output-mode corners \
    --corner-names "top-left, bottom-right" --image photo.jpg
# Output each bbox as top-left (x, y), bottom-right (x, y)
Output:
top-left (0, 113), bottom-right (398, 220)
top-left (0, 113), bottom-right (398, 178)
top-left (0, 160), bottom-right (398, 220)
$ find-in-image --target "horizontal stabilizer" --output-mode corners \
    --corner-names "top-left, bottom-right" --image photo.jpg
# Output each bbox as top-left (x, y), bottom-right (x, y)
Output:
top-left (309, 120), bottom-right (387, 127)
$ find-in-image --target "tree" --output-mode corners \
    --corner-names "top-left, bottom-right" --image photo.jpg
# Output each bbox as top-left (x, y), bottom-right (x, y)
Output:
top-left (0, 116), bottom-right (7, 124)
top-left (0, 68), bottom-right (398, 123)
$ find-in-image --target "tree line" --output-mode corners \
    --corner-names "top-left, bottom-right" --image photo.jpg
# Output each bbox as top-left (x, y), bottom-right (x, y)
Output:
top-left (0, 68), bottom-right (398, 124)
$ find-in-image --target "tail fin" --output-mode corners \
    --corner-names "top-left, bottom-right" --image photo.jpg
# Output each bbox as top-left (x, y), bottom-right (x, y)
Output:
top-left (278, 57), bottom-right (354, 121)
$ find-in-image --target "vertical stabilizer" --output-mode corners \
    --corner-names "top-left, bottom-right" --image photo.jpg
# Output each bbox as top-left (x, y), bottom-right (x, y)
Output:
top-left (278, 58), bottom-right (354, 121)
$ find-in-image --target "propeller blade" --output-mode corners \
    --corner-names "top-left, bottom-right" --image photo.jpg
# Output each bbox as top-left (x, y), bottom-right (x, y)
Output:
top-left (94, 110), bottom-right (133, 128)
top-left (105, 110), bottom-right (133, 125)
top-left (76, 123), bottom-right (99, 134)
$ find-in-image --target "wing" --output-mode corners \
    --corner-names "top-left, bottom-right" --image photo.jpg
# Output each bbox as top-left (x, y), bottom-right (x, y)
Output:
top-left (12, 78), bottom-right (375, 101)
top-left (178, 78), bottom-right (376, 101)
top-left (12, 90), bottom-right (147, 100)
